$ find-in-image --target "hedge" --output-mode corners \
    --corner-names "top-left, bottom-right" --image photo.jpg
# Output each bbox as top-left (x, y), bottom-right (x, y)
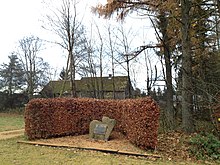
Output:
top-left (25, 97), bottom-right (160, 149)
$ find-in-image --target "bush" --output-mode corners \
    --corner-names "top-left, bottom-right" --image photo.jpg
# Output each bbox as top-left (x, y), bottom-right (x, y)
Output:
top-left (25, 97), bottom-right (160, 150)
top-left (189, 133), bottom-right (220, 160)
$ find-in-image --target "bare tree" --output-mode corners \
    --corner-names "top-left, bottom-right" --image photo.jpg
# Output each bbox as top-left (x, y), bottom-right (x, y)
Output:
top-left (17, 36), bottom-right (49, 100)
top-left (43, 0), bottom-right (87, 97)
top-left (96, 25), bottom-right (104, 98)
top-left (143, 49), bottom-right (157, 95)
top-left (83, 29), bottom-right (99, 98)
top-left (94, 1), bottom-right (191, 132)
top-left (107, 25), bottom-right (116, 99)
top-left (114, 25), bottom-right (137, 98)
top-left (150, 12), bottom-right (176, 130)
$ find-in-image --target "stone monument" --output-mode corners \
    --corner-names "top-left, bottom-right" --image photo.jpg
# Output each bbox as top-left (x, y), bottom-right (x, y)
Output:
top-left (89, 116), bottom-right (116, 141)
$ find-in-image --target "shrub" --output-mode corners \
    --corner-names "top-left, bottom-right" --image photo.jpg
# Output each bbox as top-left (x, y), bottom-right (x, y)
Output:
top-left (189, 133), bottom-right (220, 160)
top-left (25, 97), bottom-right (160, 149)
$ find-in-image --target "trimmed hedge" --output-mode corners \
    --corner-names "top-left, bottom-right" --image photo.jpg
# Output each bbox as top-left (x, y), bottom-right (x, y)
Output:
top-left (25, 97), bottom-right (160, 149)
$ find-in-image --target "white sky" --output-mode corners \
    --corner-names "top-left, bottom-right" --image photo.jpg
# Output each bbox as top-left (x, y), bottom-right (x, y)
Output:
top-left (0, 0), bottom-right (100, 66)
top-left (0, 0), bottom-right (41, 59)
top-left (0, 0), bottom-right (159, 90)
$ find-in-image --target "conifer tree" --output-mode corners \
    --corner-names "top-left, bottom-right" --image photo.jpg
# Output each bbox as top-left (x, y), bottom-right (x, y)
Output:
top-left (0, 54), bottom-right (25, 95)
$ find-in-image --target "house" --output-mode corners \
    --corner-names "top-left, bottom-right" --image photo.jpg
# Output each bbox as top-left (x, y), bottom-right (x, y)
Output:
top-left (40, 76), bottom-right (134, 99)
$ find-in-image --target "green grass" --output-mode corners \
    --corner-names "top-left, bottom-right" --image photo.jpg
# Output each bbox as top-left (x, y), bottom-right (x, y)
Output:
top-left (0, 112), bottom-right (214, 164)
top-left (0, 136), bottom-right (200, 165)
top-left (0, 113), bottom-right (24, 132)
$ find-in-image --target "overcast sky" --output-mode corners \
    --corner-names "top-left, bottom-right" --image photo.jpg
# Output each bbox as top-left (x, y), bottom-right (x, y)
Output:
top-left (0, 0), bottom-right (158, 90)
top-left (0, 0), bottom-right (41, 59)
top-left (0, 0), bottom-right (100, 65)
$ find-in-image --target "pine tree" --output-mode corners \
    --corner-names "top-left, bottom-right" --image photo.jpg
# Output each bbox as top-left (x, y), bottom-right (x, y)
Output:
top-left (0, 54), bottom-right (25, 95)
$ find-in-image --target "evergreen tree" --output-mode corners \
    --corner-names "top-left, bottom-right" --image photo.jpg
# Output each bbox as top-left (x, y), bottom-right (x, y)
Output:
top-left (0, 54), bottom-right (25, 95)
top-left (17, 36), bottom-right (50, 99)
top-left (59, 67), bottom-right (70, 80)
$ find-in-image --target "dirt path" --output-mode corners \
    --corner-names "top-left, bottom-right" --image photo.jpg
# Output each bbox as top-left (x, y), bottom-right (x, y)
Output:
top-left (0, 129), bottom-right (24, 140)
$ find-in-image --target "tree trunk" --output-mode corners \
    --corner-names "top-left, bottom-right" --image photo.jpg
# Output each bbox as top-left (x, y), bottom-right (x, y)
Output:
top-left (108, 27), bottom-right (116, 99)
top-left (95, 23), bottom-right (104, 99)
top-left (181, 0), bottom-right (195, 133)
top-left (164, 51), bottom-right (175, 130)
top-left (100, 56), bottom-right (104, 99)
top-left (59, 55), bottom-right (70, 97)
top-left (158, 12), bottom-right (175, 130)
top-left (28, 54), bottom-right (34, 100)
top-left (70, 51), bottom-right (77, 98)
top-left (126, 56), bottom-right (132, 98)
top-left (99, 45), bottom-right (104, 99)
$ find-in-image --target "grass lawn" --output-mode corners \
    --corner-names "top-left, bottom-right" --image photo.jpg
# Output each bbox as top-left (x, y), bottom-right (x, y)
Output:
top-left (0, 137), bottom-right (162, 165)
top-left (0, 113), bottom-right (24, 132)
top-left (0, 136), bottom-right (201, 165)
top-left (0, 113), bottom-right (217, 164)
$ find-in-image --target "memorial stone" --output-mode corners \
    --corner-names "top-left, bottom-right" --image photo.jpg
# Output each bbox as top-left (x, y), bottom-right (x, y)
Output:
top-left (89, 116), bottom-right (116, 141)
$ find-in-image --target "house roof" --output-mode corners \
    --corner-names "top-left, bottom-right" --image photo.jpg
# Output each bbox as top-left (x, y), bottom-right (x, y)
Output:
top-left (41, 76), bottom-right (130, 94)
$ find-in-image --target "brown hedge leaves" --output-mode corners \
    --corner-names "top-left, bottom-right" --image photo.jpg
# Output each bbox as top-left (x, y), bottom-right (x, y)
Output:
top-left (25, 97), bottom-right (160, 149)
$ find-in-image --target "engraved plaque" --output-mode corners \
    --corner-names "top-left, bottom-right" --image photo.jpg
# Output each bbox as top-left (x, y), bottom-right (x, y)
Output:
top-left (93, 124), bottom-right (108, 135)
